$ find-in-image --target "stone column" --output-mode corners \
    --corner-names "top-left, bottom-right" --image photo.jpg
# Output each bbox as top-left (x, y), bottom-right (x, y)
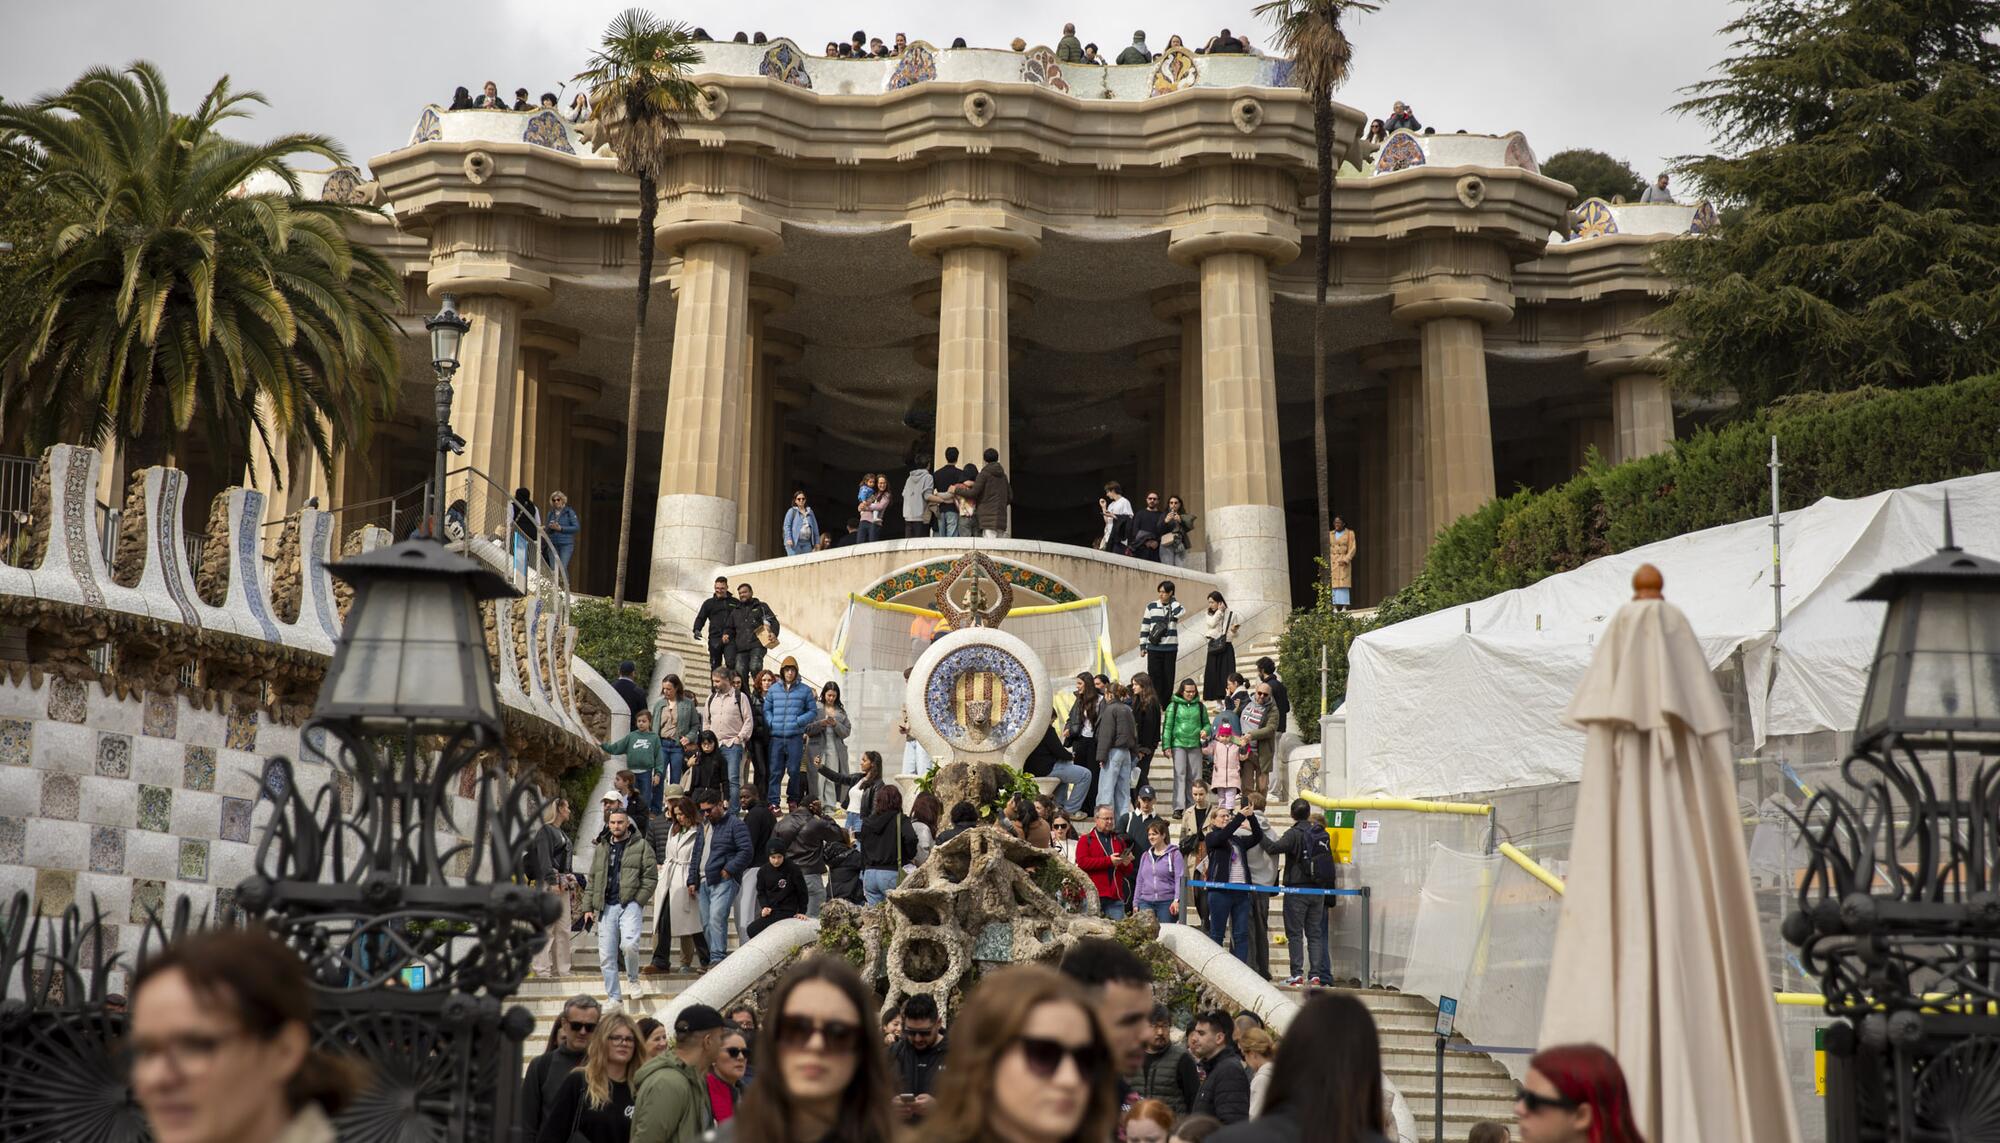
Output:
top-left (1136, 337), bottom-right (1182, 505)
top-left (733, 283), bottom-right (794, 563)
top-left (516, 322), bottom-right (579, 496)
top-left (1567, 413), bottom-right (1616, 472)
top-left (911, 211), bottom-right (1041, 469)
top-left (571, 415), bottom-right (620, 594)
top-left (540, 370), bottom-right (599, 581)
top-left (649, 208), bottom-right (782, 604)
top-left (1610, 369), bottom-right (1673, 463)
top-left (1356, 399), bottom-right (1391, 605)
top-left (1152, 287), bottom-right (1207, 526)
top-left (1361, 344), bottom-right (1425, 593)
top-left (245, 391), bottom-right (291, 543)
top-left (1169, 218), bottom-right (1300, 617)
top-left (1392, 240), bottom-right (1514, 538)
top-left (733, 306), bottom-right (766, 564)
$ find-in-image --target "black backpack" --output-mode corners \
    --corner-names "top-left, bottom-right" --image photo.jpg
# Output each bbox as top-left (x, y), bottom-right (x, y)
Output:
top-left (1301, 825), bottom-right (1339, 889)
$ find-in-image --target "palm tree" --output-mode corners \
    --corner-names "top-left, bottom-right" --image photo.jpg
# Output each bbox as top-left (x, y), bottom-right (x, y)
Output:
top-left (0, 63), bottom-right (399, 482)
top-left (1256, 0), bottom-right (1377, 583)
top-left (574, 9), bottom-right (704, 608)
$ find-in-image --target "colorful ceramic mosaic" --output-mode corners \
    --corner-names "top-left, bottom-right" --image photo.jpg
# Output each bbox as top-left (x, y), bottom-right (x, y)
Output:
top-left (1688, 200), bottom-right (1719, 236)
top-left (225, 702), bottom-right (258, 752)
top-left (457, 762), bottom-right (477, 800)
top-left (1503, 131), bottom-right (1539, 174)
top-left (521, 110), bottom-right (575, 154)
top-left (143, 691), bottom-right (177, 738)
top-left (0, 817), bottom-right (23, 865)
top-left (760, 41), bottom-right (814, 89)
top-left (1571, 198), bottom-right (1619, 240)
top-left (34, 869), bottom-right (75, 917)
top-left (183, 745), bottom-right (216, 792)
top-left (1020, 46), bottom-right (1070, 94)
top-left (302, 725), bottom-right (330, 763)
top-left (46, 676), bottom-right (86, 723)
top-left (137, 785), bottom-right (173, 832)
top-left (178, 838), bottom-right (209, 882)
top-left (320, 166), bottom-right (368, 203)
top-left (888, 42), bottom-right (938, 89)
top-left (88, 825), bottom-right (126, 874)
top-left (414, 106), bottom-right (443, 143)
top-left (1375, 131), bottom-right (1426, 174)
top-left (40, 773), bottom-right (79, 821)
top-left (864, 559), bottom-right (1080, 605)
top-left (1148, 47), bottom-right (1199, 97)
top-left (309, 513), bottom-right (338, 639)
top-left (129, 878), bottom-right (164, 924)
top-left (0, 718), bottom-right (30, 766)
top-left (95, 732), bottom-right (131, 779)
top-left (214, 886), bottom-right (243, 926)
top-left (237, 491), bottom-right (280, 643)
top-left (261, 756), bottom-right (290, 803)
top-left (219, 796), bottom-right (254, 843)
top-left (156, 468), bottom-right (200, 627)
top-left (921, 643), bottom-right (1037, 751)
top-left (62, 450), bottom-right (106, 607)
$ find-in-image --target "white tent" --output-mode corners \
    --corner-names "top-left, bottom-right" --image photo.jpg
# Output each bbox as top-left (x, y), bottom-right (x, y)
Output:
top-left (1343, 470), bottom-right (2000, 798)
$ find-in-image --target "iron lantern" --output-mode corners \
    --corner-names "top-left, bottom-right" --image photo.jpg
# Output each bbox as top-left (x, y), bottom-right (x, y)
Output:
top-left (425, 293), bottom-right (471, 377)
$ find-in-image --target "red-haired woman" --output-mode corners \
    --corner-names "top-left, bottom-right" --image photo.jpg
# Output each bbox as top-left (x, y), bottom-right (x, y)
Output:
top-left (1515, 1043), bottom-right (1647, 1143)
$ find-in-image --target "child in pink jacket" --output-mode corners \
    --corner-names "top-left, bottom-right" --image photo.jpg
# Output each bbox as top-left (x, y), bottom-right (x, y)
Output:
top-left (1204, 724), bottom-right (1244, 809)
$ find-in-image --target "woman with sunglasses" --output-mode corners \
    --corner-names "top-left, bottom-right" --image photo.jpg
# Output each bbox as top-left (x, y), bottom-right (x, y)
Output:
top-left (1050, 814), bottom-right (1077, 861)
top-left (1208, 992), bottom-right (1385, 1143)
top-left (537, 1010), bottom-right (648, 1143)
top-left (922, 964), bottom-right (1118, 1143)
top-left (725, 958), bottom-right (897, 1143)
top-left (708, 1029), bottom-right (750, 1122)
top-left (1513, 1044), bottom-right (1646, 1143)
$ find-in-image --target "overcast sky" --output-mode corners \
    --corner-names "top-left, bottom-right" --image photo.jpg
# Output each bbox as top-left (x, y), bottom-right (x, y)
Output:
top-left (2, 0), bottom-right (1739, 181)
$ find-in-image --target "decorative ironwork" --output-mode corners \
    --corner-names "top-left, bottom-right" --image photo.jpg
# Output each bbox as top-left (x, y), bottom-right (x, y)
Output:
top-left (1783, 520), bottom-right (2000, 1142)
top-left (932, 551), bottom-right (1015, 630)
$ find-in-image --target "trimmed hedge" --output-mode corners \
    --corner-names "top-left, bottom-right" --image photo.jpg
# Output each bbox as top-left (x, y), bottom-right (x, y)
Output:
top-left (571, 596), bottom-right (660, 686)
top-left (1280, 373), bottom-right (2000, 740)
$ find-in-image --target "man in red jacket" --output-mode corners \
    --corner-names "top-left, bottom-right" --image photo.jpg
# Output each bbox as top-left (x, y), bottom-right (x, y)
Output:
top-left (1075, 804), bottom-right (1136, 919)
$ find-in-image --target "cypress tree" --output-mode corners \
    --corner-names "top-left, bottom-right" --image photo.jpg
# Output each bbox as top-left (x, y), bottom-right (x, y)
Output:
top-left (1653, 0), bottom-right (2000, 406)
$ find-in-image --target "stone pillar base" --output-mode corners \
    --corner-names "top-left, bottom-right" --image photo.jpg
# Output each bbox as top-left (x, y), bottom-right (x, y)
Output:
top-left (1205, 503), bottom-right (1290, 620)
top-left (650, 493), bottom-right (740, 604)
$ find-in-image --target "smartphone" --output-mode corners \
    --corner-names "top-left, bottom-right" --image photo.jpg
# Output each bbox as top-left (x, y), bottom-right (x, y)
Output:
top-left (898, 1094), bottom-right (915, 1103)
top-left (399, 964), bottom-right (428, 991)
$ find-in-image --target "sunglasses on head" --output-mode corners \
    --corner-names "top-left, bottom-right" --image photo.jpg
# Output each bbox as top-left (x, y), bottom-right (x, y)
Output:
top-left (567, 1020), bottom-right (598, 1034)
top-left (775, 1015), bottom-right (860, 1055)
top-left (1018, 1036), bottom-right (1105, 1079)
top-left (1515, 1084), bottom-right (1581, 1114)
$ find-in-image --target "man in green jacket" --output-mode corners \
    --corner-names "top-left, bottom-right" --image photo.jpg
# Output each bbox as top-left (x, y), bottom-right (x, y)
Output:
top-left (603, 711), bottom-right (665, 814)
top-left (583, 807), bottom-right (658, 1006)
top-left (631, 1003), bottom-right (726, 1143)
top-left (1055, 22), bottom-right (1085, 62)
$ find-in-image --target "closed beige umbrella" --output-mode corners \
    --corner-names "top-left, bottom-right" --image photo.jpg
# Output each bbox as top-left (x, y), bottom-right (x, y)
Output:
top-left (1540, 565), bottom-right (1799, 1142)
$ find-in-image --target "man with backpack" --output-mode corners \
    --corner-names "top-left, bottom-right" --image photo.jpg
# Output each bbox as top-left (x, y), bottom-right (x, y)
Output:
top-left (1249, 798), bottom-right (1337, 986)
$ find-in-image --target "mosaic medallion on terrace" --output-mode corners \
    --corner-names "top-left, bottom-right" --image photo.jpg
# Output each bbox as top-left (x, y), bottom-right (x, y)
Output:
top-left (864, 559), bottom-right (1080, 605)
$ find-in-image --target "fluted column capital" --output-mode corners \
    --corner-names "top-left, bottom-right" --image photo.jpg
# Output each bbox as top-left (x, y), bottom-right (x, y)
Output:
top-left (654, 200), bottom-right (784, 259)
top-left (520, 319), bottom-right (580, 358)
top-left (1150, 285), bottom-right (1202, 324)
top-left (425, 260), bottom-right (554, 309)
top-left (1356, 340), bottom-right (1422, 379)
top-left (1167, 214), bottom-right (1301, 267)
top-left (908, 208), bottom-right (1043, 261)
top-left (1583, 339), bottom-right (1669, 381)
top-left (1134, 337), bottom-right (1181, 375)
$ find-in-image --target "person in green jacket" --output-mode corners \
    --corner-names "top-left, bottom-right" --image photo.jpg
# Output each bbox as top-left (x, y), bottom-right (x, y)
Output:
top-left (1161, 678), bottom-right (1212, 816)
top-left (604, 711), bottom-right (666, 815)
top-left (631, 1003), bottom-right (726, 1143)
top-left (583, 806), bottom-right (659, 1006)
top-left (651, 675), bottom-right (703, 790)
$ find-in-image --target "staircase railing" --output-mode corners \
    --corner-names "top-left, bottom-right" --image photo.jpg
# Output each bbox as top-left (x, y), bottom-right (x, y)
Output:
top-left (437, 464), bottom-right (571, 631)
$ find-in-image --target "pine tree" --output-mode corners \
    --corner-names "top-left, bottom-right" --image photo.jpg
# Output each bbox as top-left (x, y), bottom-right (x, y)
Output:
top-left (1540, 148), bottom-right (1646, 207)
top-left (1653, 0), bottom-right (2000, 406)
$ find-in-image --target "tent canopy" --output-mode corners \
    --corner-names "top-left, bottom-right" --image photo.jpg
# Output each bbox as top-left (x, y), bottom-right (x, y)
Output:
top-left (1343, 471), bottom-right (1999, 798)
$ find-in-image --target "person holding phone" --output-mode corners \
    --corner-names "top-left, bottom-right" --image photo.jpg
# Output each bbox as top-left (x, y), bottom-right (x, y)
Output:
top-left (888, 992), bottom-right (946, 1121)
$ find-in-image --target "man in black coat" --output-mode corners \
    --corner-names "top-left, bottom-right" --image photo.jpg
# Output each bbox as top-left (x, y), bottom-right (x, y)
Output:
top-left (888, 992), bottom-right (949, 1121)
top-left (1187, 1008), bottom-right (1251, 1124)
top-left (520, 995), bottom-right (600, 1139)
top-left (1251, 798), bottom-right (1335, 986)
top-left (691, 576), bottom-right (736, 671)
top-left (612, 660), bottom-right (646, 721)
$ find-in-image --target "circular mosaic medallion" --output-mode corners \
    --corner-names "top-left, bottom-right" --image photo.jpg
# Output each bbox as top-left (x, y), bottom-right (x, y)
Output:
top-left (906, 628), bottom-right (1049, 768)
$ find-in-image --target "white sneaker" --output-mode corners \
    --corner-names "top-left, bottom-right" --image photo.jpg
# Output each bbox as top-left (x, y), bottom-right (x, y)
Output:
top-left (629, 975), bottom-right (646, 1000)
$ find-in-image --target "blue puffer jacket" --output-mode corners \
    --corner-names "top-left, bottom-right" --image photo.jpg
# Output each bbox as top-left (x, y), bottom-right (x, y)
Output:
top-left (693, 814), bottom-right (753, 886)
top-left (763, 679), bottom-right (820, 738)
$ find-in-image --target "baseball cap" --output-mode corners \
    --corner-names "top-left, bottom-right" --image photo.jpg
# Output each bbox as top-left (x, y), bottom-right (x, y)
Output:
top-left (1136, 785), bottom-right (1156, 799)
top-left (674, 1004), bottom-right (727, 1037)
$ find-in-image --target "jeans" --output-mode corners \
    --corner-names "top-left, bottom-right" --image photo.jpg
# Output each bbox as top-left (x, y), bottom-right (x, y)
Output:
top-left (862, 868), bottom-right (900, 905)
top-left (1283, 893), bottom-right (1333, 981)
top-left (858, 520), bottom-right (880, 544)
top-left (1170, 748), bottom-right (1203, 812)
top-left (551, 541), bottom-right (575, 569)
top-left (1099, 747), bottom-right (1134, 821)
top-left (699, 877), bottom-right (740, 965)
top-left (1099, 897), bottom-right (1127, 920)
top-left (662, 742), bottom-right (685, 787)
top-left (1159, 545), bottom-right (1187, 568)
top-left (935, 508), bottom-right (960, 537)
top-left (1050, 762), bottom-right (1091, 816)
top-left (981, 528), bottom-right (1007, 539)
top-left (803, 870), bottom-right (826, 918)
top-left (630, 770), bottom-right (654, 817)
top-left (768, 735), bottom-right (804, 806)
top-left (1137, 898), bottom-right (1176, 924)
top-left (598, 900), bottom-right (644, 999)
top-left (1207, 888), bottom-right (1253, 963)
top-left (720, 744), bottom-right (744, 807)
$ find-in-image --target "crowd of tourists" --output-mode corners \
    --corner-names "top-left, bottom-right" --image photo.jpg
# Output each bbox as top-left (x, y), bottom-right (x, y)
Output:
top-left (784, 446), bottom-right (1013, 555)
top-left (688, 24), bottom-right (1267, 62)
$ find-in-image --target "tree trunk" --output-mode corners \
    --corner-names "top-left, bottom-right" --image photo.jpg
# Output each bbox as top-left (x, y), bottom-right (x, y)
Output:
top-left (1312, 94), bottom-right (1334, 587)
top-left (611, 173), bottom-right (658, 609)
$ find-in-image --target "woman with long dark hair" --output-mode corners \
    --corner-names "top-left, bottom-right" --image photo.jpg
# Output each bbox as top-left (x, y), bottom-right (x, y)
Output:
top-left (686, 731), bottom-right (726, 797)
top-left (724, 957), bottom-right (897, 1143)
top-left (1514, 1043), bottom-right (1647, 1143)
top-left (820, 748), bottom-right (881, 835)
top-left (805, 680), bottom-right (852, 804)
top-left (1211, 992), bottom-right (1384, 1143)
top-left (921, 964), bottom-right (1119, 1143)
top-left (859, 784), bottom-right (918, 904)
top-left (130, 928), bottom-right (365, 1143)
top-left (537, 1010), bottom-right (647, 1143)
top-left (1062, 672), bottom-right (1100, 811)
top-left (1129, 673), bottom-right (1163, 800)
top-left (1200, 592), bottom-right (1237, 700)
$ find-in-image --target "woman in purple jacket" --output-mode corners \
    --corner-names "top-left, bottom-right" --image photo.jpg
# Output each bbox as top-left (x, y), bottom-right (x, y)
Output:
top-left (1132, 819), bottom-right (1184, 923)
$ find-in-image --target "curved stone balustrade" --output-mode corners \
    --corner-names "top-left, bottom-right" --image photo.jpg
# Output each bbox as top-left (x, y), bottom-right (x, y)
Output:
top-left (694, 40), bottom-right (1293, 100)
top-left (0, 445), bottom-right (600, 769)
top-left (1368, 128), bottom-right (1540, 177)
top-left (1561, 196), bottom-right (1717, 243)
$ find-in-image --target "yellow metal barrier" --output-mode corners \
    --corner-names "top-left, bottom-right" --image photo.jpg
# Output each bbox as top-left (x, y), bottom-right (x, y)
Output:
top-left (1300, 791), bottom-right (1494, 816)
top-left (1498, 842), bottom-right (1565, 896)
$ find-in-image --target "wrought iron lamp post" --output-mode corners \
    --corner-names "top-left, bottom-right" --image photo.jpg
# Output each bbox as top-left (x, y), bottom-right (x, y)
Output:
top-left (424, 295), bottom-right (471, 542)
top-left (1785, 504), bottom-right (2000, 1141)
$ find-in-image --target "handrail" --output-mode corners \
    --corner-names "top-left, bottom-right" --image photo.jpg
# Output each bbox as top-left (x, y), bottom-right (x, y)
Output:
top-left (442, 464), bottom-right (571, 629)
top-left (1498, 842), bottom-right (1565, 895)
top-left (1299, 792), bottom-right (1494, 816)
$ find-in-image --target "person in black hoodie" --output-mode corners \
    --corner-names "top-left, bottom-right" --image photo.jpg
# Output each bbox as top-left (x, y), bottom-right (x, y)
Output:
top-left (448, 85), bottom-right (474, 110)
top-left (824, 837), bottom-right (866, 904)
top-left (685, 731), bottom-right (727, 797)
top-left (859, 786), bottom-right (919, 905)
top-left (520, 995), bottom-right (601, 1136)
top-left (691, 576), bottom-right (735, 671)
top-left (1187, 1009), bottom-right (1251, 1125)
top-left (1250, 798), bottom-right (1335, 987)
top-left (749, 849), bottom-right (807, 937)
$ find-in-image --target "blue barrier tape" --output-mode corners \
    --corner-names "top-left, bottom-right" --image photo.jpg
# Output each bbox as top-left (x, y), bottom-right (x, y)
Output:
top-left (1186, 880), bottom-right (1366, 897)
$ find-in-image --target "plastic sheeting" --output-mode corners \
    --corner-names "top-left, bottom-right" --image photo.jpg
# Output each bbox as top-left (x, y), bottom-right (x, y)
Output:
top-left (1345, 471), bottom-right (2000, 797)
